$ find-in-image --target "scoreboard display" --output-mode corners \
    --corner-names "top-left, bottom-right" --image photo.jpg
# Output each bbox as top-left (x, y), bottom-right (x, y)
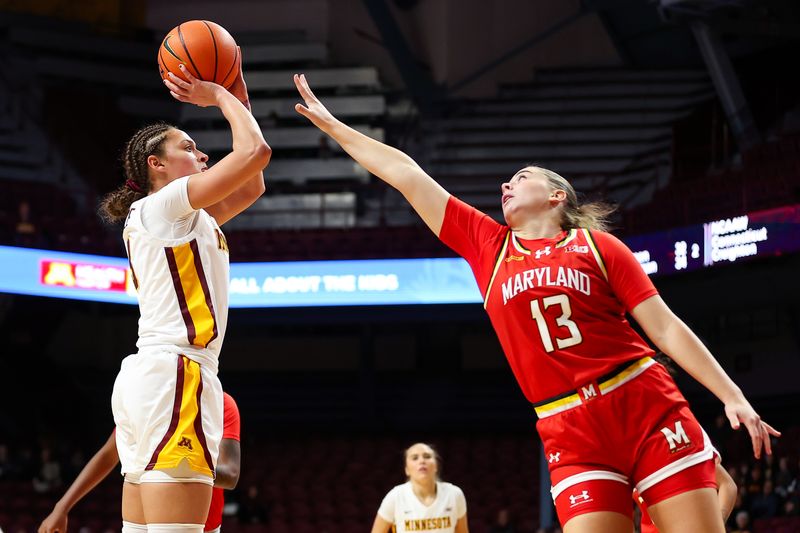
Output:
top-left (626, 204), bottom-right (800, 276)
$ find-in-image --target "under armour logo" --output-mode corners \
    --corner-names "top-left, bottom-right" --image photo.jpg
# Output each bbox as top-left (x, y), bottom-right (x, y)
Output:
top-left (569, 490), bottom-right (591, 506)
top-left (548, 452), bottom-right (561, 464)
top-left (177, 437), bottom-right (194, 451)
top-left (535, 247), bottom-right (551, 259)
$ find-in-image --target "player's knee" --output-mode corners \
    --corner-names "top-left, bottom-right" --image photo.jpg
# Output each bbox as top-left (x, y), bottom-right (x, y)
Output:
top-left (146, 524), bottom-right (205, 533)
top-left (122, 522), bottom-right (148, 533)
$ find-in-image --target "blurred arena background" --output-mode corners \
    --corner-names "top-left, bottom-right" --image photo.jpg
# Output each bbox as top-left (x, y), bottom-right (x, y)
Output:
top-left (0, 0), bottom-right (798, 532)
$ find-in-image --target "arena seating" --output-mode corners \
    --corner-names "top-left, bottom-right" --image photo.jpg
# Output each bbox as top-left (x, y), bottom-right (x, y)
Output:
top-left (4, 420), bottom-right (797, 532)
top-left (0, 59), bottom-right (88, 204)
top-left (754, 516), bottom-right (800, 533)
top-left (0, 15), bottom-right (797, 260)
top-left (178, 64), bottom-right (386, 188)
top-left (0, 13), bottom-right (390, 233)
top-left (423, 68), bottom-right (715, 220)
top-left (622, 132), bottom-right (800, 234)
top-left (225, 225), bottom-right (451, 261)
top-left (0, 433), bottom-right (541, 533)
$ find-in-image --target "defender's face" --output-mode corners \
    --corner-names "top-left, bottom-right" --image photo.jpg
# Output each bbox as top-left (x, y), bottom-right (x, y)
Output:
top-left (500, 167), bottom-right (553, 224)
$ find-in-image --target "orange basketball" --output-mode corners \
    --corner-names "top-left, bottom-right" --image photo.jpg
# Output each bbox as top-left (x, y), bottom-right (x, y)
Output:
top-left (157, 20), bottom-right (239, 89)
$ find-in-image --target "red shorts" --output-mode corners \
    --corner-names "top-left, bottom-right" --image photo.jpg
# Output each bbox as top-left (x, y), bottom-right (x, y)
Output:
top-left (633, 449), bottom-right (721, 532)
top-left (536, 359), bottom-right (717, 526)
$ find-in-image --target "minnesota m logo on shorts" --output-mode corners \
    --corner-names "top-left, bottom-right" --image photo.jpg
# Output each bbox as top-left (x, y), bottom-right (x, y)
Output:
top-left (146, 355), bottom-right (214, 476)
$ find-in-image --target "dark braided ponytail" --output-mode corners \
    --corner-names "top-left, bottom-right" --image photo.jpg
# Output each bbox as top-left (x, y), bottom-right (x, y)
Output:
top-left (98, 122), bottom-right (175, 224)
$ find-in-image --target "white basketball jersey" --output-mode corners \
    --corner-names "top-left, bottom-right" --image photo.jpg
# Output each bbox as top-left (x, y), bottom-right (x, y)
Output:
top-left (377, 481), bottom-right (467, 533)
top-left (123, 177), bottom-right (229, 370)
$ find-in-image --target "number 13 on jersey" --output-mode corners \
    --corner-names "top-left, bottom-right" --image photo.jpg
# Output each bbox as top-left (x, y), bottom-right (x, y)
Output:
top-left (530, 294), bottom-right (583, 352)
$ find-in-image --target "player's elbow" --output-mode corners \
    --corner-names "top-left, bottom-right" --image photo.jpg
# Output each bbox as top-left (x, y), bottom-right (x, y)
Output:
top-left (226, 466), bottom-right (241, 489)
top-left (215, 467), bottom-right (240, 490)
top-left (234, 141), bottom-right (271, 175)
top-left (251, 142), bottom-right (271, 168)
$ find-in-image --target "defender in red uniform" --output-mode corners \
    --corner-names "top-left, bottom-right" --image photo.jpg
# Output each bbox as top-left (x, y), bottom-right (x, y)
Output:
top-left (38, 393), bottom-right (241, 533)
top-left (205, 392), bottom-right (242, 533)
top-left (293, 74), bottom-right (779, 533)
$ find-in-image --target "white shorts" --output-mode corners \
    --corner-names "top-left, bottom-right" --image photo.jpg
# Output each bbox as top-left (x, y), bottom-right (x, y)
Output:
top-left (112, 350), bottom-right (222, 483)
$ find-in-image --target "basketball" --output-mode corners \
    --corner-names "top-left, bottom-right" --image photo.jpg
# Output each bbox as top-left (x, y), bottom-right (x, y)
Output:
top-left (157, 20), bottom-right (240, 89)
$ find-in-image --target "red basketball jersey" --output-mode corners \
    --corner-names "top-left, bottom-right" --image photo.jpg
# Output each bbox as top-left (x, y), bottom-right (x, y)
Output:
top-left (439, 196), bottom-right (658, 403)
top-left (205, 392), bottom-right (241, 531)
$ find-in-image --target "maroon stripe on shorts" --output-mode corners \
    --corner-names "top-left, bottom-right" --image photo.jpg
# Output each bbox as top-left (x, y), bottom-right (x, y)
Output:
top-left (189, 239), bottom-right (218, 347)
top-left (165, 246), bottom-right (196, 345)
top-left (146, 355), bottom-right (186, 470)
top-left (192, 373), bottom-right (215, 474)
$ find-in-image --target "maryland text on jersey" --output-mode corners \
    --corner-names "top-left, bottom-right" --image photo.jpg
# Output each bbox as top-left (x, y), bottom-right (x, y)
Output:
top-left (501, 266), bottom-right (591, 304)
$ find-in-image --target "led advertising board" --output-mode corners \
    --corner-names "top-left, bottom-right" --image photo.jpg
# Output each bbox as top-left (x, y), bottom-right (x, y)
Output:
top-left (2, 204), bottom-right (798, 307)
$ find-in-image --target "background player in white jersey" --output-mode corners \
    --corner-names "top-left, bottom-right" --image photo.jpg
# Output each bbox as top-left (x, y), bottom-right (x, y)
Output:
top-left (98, 57), bottom-right (269, 532)
top-left (371, 443), bottom-right (469, 533)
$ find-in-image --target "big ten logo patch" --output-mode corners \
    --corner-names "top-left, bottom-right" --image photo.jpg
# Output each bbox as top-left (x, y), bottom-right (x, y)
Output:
top-left (660, 421), bottom-right (692, 453)
top-left (564, 244), bottom-right (589, 254)
top-left (215, 229), bottom-right (229, 254)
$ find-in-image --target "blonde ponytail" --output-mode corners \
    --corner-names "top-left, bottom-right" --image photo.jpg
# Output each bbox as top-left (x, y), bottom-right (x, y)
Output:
top-left (532, 166), bottom-right (616, 232)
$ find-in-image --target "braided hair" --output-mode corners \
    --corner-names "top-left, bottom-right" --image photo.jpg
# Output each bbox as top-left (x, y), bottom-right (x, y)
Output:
top-left (98, 122), bottom-right (175, 223)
